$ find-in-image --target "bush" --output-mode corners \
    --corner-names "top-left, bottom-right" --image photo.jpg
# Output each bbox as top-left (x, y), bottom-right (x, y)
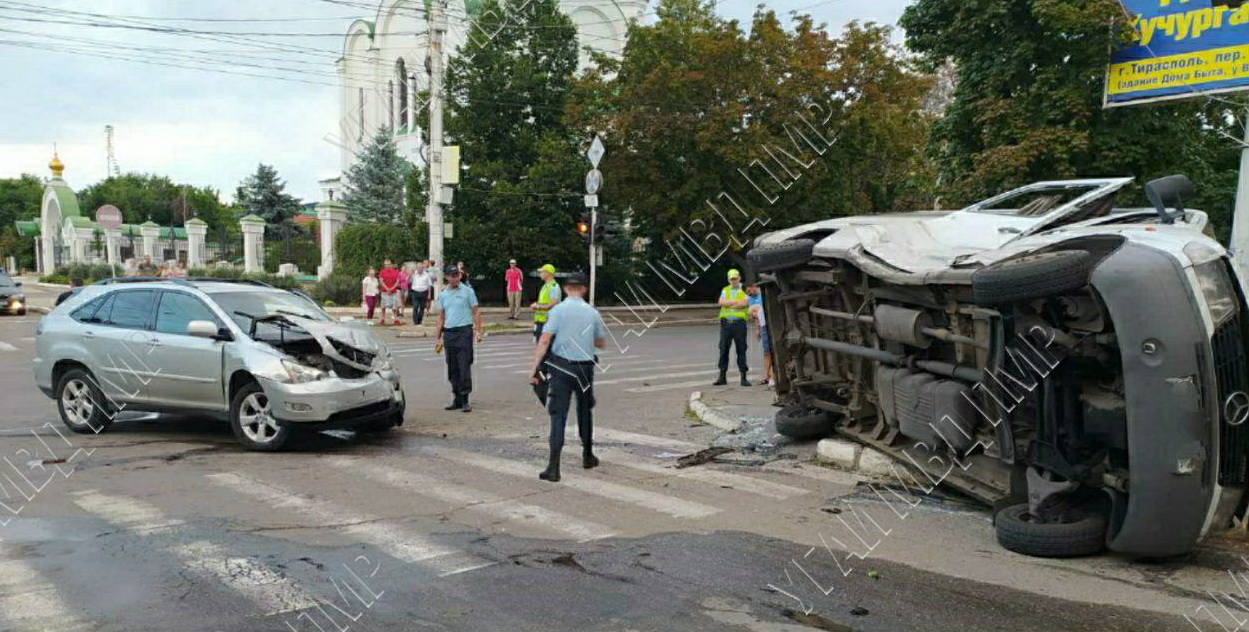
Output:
top-left (334, 223), bottom-right (424, 279)
top-left (41, 263), bottom-right (121, 285)
top-left (311, 273), bottom-right (361, 306)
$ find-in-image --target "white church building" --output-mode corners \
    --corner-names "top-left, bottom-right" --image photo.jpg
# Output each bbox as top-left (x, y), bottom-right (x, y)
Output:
top-left (334, 0), bottom-right (645, 177)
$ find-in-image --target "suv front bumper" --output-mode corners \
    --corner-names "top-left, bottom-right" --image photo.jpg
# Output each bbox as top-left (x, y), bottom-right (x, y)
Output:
top-left (260, 369), bottom-right (404, 427)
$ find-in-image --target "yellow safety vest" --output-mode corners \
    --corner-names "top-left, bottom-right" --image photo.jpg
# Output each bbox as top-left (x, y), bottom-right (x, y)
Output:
top-left (719, 286), bottom-right (748, 321)
top-left (535, 281), bottom-right (559, 323)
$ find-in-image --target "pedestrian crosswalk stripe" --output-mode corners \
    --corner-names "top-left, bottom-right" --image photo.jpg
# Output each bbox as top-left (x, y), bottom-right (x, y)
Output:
top-left (506, 356), bottom-right (664, 373)
top-left (426, 447), bottom-right (720, 519)
top-left (0, 341), bottom-right (18, 352)
top-left (327, 457), bottom-right (616, 542)
top-left (594, 448), bottom-right (809, 499)
top-left (207, 473), bottom-right (494, 577)
top-left (591, 362), bottom-right (706, 377)
top-left (71, 490), bottom-right (317, 615)
top-left (591, 428), bottom-right (705, 452)
top-left (624, 378), bottom-right (721, 393)
top-left (763, 463), bottom-right (864, 488)
top-left (594, 369), bottom-right (718, 386)
top-left (423, 350), bottom-right (529, 362)
top-left (0, 550), bottom-right (90, 631)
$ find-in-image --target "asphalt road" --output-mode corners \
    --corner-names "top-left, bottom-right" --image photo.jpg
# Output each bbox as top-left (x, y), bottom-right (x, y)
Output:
top-left (0, 315), bottom-right (1232, 631)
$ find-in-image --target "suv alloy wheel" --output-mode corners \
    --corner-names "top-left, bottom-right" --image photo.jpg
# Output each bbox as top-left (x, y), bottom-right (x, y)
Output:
top-left (230, 382), bottom-right (293, 451)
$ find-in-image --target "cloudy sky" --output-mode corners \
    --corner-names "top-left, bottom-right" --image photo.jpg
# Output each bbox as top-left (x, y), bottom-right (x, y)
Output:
top-left (0, 0), bottom-right (911, 203)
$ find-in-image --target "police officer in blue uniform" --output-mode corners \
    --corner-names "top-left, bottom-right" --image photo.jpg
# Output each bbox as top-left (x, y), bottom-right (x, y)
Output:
top-left (435, 264), bottom-right (483, 412)
top-left (527, 273), bottom-right (606, 482)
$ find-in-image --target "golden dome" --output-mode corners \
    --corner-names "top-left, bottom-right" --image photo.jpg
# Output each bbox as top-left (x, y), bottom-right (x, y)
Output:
top-left (49, 152), bottom-right (64, 179)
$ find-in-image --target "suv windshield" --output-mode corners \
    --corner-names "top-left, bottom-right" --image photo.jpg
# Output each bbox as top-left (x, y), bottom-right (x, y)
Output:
top-left (210, 290), bottom-right (332, 335)
top-left (0, 274), bottom-right (16, 288)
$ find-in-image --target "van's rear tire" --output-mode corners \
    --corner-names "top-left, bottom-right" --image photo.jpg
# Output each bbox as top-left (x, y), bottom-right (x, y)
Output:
top-left (971, 250), bottom-right (1093, 304)
top-left (994, 503), bottom-right (1106, 558)
top-left (748, 239), bottom-right (815, 272)
top-left (775, 404), bottom-right (834, 440)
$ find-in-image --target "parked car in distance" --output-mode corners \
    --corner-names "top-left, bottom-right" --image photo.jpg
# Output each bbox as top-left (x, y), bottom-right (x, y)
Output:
top-left (751, 175), bottom-right (1248, 559)
top-left (0, 273), bottom-right (26, 315)
top-left (33, 277), bottom-right (404, 450)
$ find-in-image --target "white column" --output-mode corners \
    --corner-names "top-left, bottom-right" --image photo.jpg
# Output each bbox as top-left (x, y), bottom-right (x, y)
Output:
top-left (316, 201), bottom-right (348, 279)
top-left (185, 220), bottom-right (207, 269)
top-left (139, 224), bottom-right (160, 262)
top-left (240, 216), bottom-right (265, 274)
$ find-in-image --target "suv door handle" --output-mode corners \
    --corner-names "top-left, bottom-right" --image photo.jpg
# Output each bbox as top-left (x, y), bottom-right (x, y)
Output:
top-left (81, 331), bottom-right (94, 338)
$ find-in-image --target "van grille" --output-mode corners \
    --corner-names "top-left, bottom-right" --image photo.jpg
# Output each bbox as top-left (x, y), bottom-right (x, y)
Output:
top-left (1213, 315), bottom-right (1249, 486)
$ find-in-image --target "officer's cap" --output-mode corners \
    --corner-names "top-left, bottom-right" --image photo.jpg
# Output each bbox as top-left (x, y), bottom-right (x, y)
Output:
top-left (444, 265), bottom-right (461, 276)
top-left (727, 268), bottom-right (741, 280)
top-left (565, 273), bottom-right (588, 287)
top-left (540, 264), bottom-right (557, 275)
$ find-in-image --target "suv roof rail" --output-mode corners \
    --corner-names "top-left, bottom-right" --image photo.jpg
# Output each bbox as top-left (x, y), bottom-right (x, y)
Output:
top-left (94, 276), bottom-right (193, 287)
top-left (186, 277), bottom-right (277, 288)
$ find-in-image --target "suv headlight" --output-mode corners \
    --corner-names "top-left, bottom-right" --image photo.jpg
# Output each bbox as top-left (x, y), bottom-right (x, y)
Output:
top-left (1193, 260), bottom-right (1239, 327)
top-left (280, 358), bottom-right (327, 383)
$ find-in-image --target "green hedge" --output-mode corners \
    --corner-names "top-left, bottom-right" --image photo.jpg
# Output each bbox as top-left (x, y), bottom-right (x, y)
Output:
top-left (334, 223), bottom-right (424, 279)
top-left (187, 265), bottom-right (301, 290)
top-left (40, 263), bottom-right (123, 285)
top-left (311, 273), bottom-right (360, 306)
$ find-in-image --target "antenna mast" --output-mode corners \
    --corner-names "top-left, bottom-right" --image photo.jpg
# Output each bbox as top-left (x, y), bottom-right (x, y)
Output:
top-left (104, 125), bottom-right (120, 177)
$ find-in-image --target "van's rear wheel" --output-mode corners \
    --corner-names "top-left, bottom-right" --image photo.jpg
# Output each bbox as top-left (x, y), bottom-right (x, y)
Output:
top-left (747, 239), bottom-right (815, 272)
top-left (230, 382), bottom-right (292, 451)
top-left (56, 368), bottom-right (112, 434)
top-left (994, 503), bottom-right (1106, 558)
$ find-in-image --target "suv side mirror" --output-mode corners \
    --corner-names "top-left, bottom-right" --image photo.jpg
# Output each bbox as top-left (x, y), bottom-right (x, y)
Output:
top-left (187, 320), bottom-right (222, 339)
top-left (14, 281), bottom-right (21, 286)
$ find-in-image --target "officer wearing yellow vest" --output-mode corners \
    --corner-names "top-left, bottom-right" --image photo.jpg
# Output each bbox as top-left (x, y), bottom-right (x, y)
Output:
top-left (715, 269), bottom-right (751, 386)
top-left (531, 263), bottom-right (562, 342)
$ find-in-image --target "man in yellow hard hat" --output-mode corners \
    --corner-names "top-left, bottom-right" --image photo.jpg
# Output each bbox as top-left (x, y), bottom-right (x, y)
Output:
top-left (530, 263), bottom-right (561, 342)
top-left (714, 268), bottom-right (751, 386)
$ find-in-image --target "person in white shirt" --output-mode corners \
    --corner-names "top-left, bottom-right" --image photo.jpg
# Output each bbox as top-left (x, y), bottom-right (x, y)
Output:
top-left (410, 261), bottom-right (433, 325)
top-left (361, 267), bottom-right (380, 322)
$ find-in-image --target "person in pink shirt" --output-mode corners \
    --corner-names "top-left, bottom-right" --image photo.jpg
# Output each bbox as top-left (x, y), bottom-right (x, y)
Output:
top-left (505, 259), bottom-right (524, 319)
top-left (396, 262), bottom-right (411, 321)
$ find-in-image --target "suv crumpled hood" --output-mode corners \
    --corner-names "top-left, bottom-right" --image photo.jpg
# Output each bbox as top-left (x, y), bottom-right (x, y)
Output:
top-left (284, 315), bottom-right (385, 372)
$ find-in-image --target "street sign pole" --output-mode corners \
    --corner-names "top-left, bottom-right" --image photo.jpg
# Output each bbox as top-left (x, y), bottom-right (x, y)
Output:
top-left (585, 135), bottom-right (605, 306)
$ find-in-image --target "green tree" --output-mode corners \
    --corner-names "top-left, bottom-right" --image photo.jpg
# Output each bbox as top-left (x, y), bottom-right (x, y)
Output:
top-left (443, 0), bottom-right (584, 280)
top-left (236, 164), bottom-right (303, 240)
top-left (0, 174), bottom-right (43, 269)
top-left (90, 227), bottom-right (105, 260)
top-left (900, 0), bottom-right (1242, 239)
top-left (333, 223), bottom-right (423, 279)
top-left (78, 174), bottom-right (231, 230)
top-left (342, 127), bottom-right (412, 225)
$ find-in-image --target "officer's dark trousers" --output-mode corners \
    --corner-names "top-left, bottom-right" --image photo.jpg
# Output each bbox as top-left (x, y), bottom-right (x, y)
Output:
top-left (533, 320), bottom-right (546, 343)
top-left (718, 319), bottom-right (748, 373)
top-left (444, 326), bottom-right (474, 399)
top-left (546, 356), bottom-right (595, 459)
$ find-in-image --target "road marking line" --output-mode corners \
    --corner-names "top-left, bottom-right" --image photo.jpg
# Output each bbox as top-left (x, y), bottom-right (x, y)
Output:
top-left (506, 356), bottom-right (664, 373)
top-left (423, 350), bottom-right (529, 362)
top-left (594, 369), bottom-right (718, 386)
top-left (763, 463), bottom-right (864, 487)
top-left (595, 449), bottom-right (808, 499)
top-left (592, 428), bottom-right (705, 452)
top-left (624, 378), bottom-right (721, 393)
top-left (0, 551), bottom-right (91, 631)
top-left (206, 473), bottom-right (493, 577)
top-left (327, 457), bottom-right (615, 542)
top-left (426, 447), bottom-right (719, 519)
top-left (71, 490), bottom-right (316, 615)
top-left (0, 341), bottom-right (18, 352)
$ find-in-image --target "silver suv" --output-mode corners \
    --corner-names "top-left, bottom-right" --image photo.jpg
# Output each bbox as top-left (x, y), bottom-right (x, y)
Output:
top-left (33, 278), bottom-right (405, 451)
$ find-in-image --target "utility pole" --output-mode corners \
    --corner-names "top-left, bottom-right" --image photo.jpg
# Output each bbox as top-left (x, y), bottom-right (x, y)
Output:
top-left (584, 135), bottom-right (605, 305)
top-left (426, 0), bottom-right (447, 292)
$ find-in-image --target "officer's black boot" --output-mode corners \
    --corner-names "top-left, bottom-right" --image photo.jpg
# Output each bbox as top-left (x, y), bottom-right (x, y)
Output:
top-left (444, 395), bottom-right (462, 411)
top-left (583, 444), bottom-right (599, 469)
top-left (539, 453), bottom-right (561, 482)
top-left (712, 371), bottom-right (727, 386)
top-left (739, 371), bottom-right (750, 387)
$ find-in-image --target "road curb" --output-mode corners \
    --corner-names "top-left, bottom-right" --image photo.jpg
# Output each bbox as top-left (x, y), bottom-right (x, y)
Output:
top-left (815, 437), bottom-right (898, 477)
top-left (687, 390), bottom-right (745, 432)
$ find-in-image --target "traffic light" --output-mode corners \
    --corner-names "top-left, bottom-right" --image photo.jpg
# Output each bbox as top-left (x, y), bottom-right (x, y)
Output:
top-left (592, 222), bottom-right (606, 245)
top-left (576, 213), bottom-right (591, 244)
